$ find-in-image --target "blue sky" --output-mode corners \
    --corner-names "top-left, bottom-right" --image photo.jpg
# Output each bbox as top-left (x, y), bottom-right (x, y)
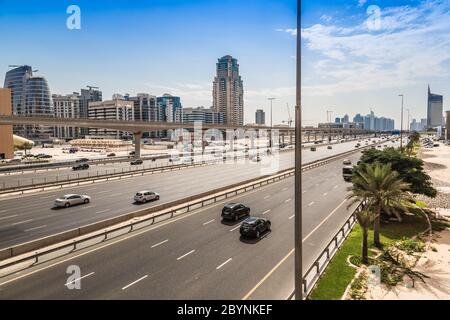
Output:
top-left (1, 0), bottom-right (450, 127)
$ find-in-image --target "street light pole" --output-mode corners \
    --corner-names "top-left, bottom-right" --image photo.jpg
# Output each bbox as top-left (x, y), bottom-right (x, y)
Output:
top-left (268, 98), bottom-right (275, 149)
top-left (399, 94), bottom-right (404, 150)
top-left (294, 0), bottom-right (303, 300)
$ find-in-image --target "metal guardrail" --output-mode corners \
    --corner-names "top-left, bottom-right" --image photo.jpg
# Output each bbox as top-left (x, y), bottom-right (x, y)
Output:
top-left (0, 168), bottom-right (297, 271)
top-left (0, 139), bottom-right (389, 276)
top-left (300, 202), bottom-right (363, 298)
top-left (0, 149), bottom-right (297, 194)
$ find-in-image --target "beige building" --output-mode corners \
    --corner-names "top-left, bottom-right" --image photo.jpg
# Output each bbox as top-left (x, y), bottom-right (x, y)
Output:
top-left (0, 88), bottom-right (14, 159)
top-left (88, 99), bottom-right (134, 139)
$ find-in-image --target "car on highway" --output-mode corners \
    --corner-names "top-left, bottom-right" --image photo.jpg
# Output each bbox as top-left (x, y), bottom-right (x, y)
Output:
top-left (343, 159), bottom-right (352, 165)
top-left (327, 145), bottom-right (333, 150)
top-left (343, 166), bottom-right (354, 182)
top-left (310, 147), bottom-right (317, 152)
top-left (54, 194), bottom-right (91, 208)
top-left (72, 163), bottom-right (89, 170)
top-left (129, 151), bottom-right (136, 156)
top-left (107, 153), bottom-right (116, 157)
top-left (76, 158), bottom-right (89, 163)
top-left (37, 153), bottom-right (52, 159)
top-left (221, 203), bottom-right (251, 221)
top-left (252, 156), bottom-right (262, 162)
top-left (134, 191), bottom-right (160, 203)
top-left (130, 159), bottom-right (143, 165)
top-left (239, 217), bottom-right (271, 239)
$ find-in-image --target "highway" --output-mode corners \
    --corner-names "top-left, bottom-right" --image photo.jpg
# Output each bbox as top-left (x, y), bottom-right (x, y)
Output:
top-left (0, 138), bottom-right (402, 299)
top-left (0, 138), bottom-right (388, 249)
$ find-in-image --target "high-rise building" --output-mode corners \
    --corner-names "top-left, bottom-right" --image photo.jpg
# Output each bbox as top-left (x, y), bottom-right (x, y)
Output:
top-left (126, 93), bottom-right (159, 138)
top-left (255, 109), bottom-right (265, 125)
top-left (0, 88), bottom-right (14, 159)
top-left (3, 66), bottom-right (54, 141)
top-left (446, 111), bottom-right (450, 140)
top-left (182, 106), bottom-right (224, 125)
top-left (88, 99), bottom-right (134, 139)
top-left (353, 114), bottom-right (364, 126)
top-left (80, 87), bottom-right (102, 137)
top-left (157, 94), bottom-right (182, 123)
top-left (213, 55), bottom-right (244, 125)
top-left (335, 117), bottom-right (341, 124)
top-left (427, 85), bottom-right (443, 128)
top-left (342, 114), bottom-right (350, 124)
top-left (53, 93), bottom-right (81, 140)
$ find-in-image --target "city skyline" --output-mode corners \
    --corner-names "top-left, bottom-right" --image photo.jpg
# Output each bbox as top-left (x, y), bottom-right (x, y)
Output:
top-left (1, 0), bottom-right (450, 127)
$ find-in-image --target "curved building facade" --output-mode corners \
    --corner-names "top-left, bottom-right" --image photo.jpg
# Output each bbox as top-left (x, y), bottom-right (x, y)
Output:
top-left (3, 66), bottom-right (54, 141)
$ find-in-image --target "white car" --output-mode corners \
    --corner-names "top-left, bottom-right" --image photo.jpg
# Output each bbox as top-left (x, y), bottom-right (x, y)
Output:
top-left (134, 191), bottom-right (160, 203)
top-left (54, 194), bottom-right (91, 208)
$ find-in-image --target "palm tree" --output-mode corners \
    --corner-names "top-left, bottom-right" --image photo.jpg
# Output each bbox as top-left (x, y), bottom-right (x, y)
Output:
top-left (347, 163), bottom-right (413, 248)
top-left (355, 207), bottom-right (375, 264)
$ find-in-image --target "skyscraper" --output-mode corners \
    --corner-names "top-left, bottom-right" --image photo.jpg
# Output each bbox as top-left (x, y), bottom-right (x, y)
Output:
top-left (53, 93), bottom-right (81, 140)
top-left (427, 85), bottom-right (443, 128)
top-left (157, 94), bottom-right (182, 123)
top-left (80, 87), bottom-right (102, 137)
top-left (255, 109), bottom-right (265, 125)
top-left (213, 55), bottom-right (244, 125)
top-left (3, 65), bottom-right (54, 140)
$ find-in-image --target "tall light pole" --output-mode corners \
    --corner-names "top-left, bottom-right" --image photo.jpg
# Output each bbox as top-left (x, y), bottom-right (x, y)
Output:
top-left (327, 110), bottom-right (333, 143)
top-left (295, 0), bottom-right (303, 300)
top-left (268, 98), bottom-right (276, 149)
top-left (399, 94), bottom-right (404, 150)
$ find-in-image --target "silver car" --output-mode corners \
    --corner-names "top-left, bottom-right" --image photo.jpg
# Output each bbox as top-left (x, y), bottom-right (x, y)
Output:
top-left (54, 194), bottom-right (91, 208)
top-left (134, 191), bottom-right (160, 203)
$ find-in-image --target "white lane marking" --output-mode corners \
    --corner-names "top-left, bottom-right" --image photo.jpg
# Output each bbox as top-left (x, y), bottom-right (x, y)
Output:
top-left (202, 219), bottom-right (215, 226)
top-left (282, 187), bottom-right (289, 191)
top-left (0, 210), bottom-right (6, 213)
top-left (288, 215), bottom-right (295, 220)
top-left (303, 199), bottom-right (348, 242)
top-left (0, 215), bottom-right (18, 221)
top-left (302, 190), bottom-right (307, 194)
top-left (262, 210), bottom-right (271, 215)
top-left (96, 191), bottom-right (109, 194)
top-left (264, 195), bottom-right (270, 200)
top-left (216, 258), bottom-right (233, 270)
top-left (242, 249), bottom-right (294, 300)
top-left (95, 209), bottom-right (111, 214)
top-left (285, 198), bottom-right (292, 203)
top-left (323, 193), bottom-right (328, 197)
top-left (65, 272), bottom-right (95, 287)
top-left (230, 225), bottom-right (241, 232)
top-left (121, 275), bottom-right (148, 290)
top-left (308, 202), bottom-right (315, 207)
top-left (177, 250), bottom-right (195, 261)
top-left (151, 239), bottom-right (169, 248)
top-left (11, 219), bottom-right (34, 226)
top-left (334, 185), bottom-right (339, 189)
top-left (24, 225), bottom-right (47, 232)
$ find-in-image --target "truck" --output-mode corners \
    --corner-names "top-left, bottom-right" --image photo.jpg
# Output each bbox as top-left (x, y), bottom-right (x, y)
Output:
top-left (343, 166), bottom-right (354, 182)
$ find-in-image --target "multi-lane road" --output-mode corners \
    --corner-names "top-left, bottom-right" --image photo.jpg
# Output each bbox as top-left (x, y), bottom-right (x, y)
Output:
top-left (0, 139), bottom-right (386, 249)
top-left (0, 138), bottom-right (401, 299)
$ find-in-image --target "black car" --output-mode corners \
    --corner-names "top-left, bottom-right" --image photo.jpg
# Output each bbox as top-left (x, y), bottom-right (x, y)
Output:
top-left (130, 159), bottom-right (143, 165)
top-left (76, 158), bottom-right (89, 163)
top-left (239, 217), bottom-right (271, 238)
top-left (73, 163), bottom-right (89, 171)
top-left (221, 203), bottom-right (250, 221)
top-left (107, 153), bottom-right (116, 157)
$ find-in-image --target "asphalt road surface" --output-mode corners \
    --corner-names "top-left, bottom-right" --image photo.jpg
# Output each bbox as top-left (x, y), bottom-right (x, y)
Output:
top-left (0, 140), bottom-right (402, 299)
top-left (0, 138), bottom-right (391, 249)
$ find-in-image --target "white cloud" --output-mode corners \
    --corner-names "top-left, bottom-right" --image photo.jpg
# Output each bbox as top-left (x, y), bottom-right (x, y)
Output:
top-left (358, 0), bottom-right (367, 7)
top-left (283, 0), bottom-right (450, 97)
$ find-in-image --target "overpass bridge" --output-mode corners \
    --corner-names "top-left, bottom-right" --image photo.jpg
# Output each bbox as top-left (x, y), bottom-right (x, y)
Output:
top-left (0, 115), bottom-right (375, 159)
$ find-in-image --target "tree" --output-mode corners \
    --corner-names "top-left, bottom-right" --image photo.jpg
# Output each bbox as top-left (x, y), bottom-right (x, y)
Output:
top-left (409, 131), bottom-right (421, 144)
top-left (355, 207), bottom-right (375, 264)
top-left (358, 148), bottom-right (437, 198)
top-left (347, 163), bottom-right (414, 248)
top-left (16, 142), bottom-right (33, 157)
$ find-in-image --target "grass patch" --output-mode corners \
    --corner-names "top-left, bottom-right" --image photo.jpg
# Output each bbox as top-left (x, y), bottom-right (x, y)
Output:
top-left (308, 215), bottom-right (429, 300)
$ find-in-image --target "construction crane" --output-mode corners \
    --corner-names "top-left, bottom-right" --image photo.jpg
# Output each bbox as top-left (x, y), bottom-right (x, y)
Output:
top-left (282, 103), bottom-right (294, 127)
